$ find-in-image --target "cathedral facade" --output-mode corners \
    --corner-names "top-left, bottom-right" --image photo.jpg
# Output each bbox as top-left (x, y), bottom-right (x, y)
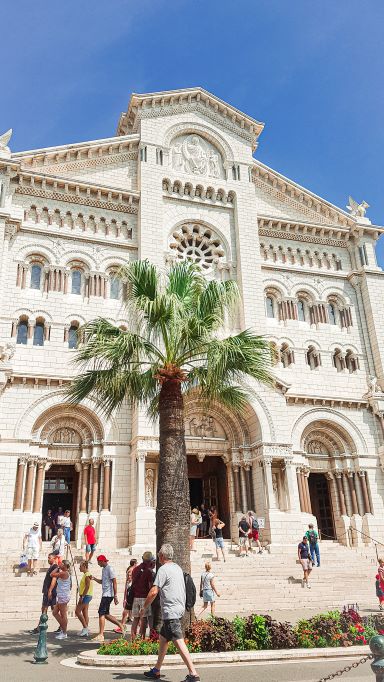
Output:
top-left (1, 88), bottom-right (384, 553)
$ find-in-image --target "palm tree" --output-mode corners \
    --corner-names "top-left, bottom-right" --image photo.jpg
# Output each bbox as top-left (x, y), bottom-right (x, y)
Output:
top-left (66, 259), bottom-right (274, 575)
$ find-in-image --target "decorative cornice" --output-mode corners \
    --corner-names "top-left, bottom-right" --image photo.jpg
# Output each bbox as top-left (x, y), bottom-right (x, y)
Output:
top-left (118, 88), bottom-right (264, 149)
top-left (162, 177), bottom-right (235, 207)
top-left (12, 135), bottom-right (139, 167)
top-left (258, 217), bottom-right (350, 246)
top-left (12, 171), bottom-right (140, 214)
top-left (285, 394), bottom-right (368, 409)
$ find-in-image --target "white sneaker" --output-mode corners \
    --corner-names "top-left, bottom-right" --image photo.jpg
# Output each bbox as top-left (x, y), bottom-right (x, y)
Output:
top-left (307, 583), bottom-right (311, 589)
top-left (55, 632), bottom-right (68, 639)
top-left (79, 628), bottom-right (89, 637)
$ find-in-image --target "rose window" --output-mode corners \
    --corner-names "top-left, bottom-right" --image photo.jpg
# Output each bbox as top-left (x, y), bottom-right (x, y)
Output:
top-left (169, 224), bottom-right (225, 272)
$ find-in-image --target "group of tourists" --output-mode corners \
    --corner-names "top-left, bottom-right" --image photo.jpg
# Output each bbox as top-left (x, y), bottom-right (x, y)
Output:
top-left (31, 543), bottom-right (201, 682)
top-left (237, 511), bottom-right (263, 556)
top-left (189, 504), bottom-right (219, 549)
top-left (297, 524), bottom-right (321, 588)
top-left (22, 512), bottom-right (78, 576)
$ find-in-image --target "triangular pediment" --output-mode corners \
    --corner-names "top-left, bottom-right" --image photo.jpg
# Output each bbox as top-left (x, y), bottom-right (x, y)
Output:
top-left (117, 87), bottom-right (264, 151)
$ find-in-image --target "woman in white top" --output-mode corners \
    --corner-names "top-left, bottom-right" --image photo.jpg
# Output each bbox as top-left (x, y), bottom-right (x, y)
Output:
top-left (49, 560), bottom-right (72, 639)
top-left (51, 528), bottom-right (66, 559)
top-left (197, 561), bottom-right (220, 618)
top-left (189, 508), bottom-right (201, 551)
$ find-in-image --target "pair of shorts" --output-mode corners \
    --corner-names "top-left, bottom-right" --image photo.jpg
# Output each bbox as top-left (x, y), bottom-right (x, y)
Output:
top-left (98, 596), bottom-right (114, 616)
top-left (248, 530), bottom-right (259, 541)
top-left (42, 594), bottom-right (56, 608)
top-left (57, 597), bottom-right (70, 605)
top-left (202, 588), bottom-right (215, 602)
top-left (160, 618), bottom-right (183, 642)
top-left (132, 597), bottom-right (151, 618)
top-left (190, 526), bottom-right (197, 536)
top-left (300, 558), bottom-right (311, 571)
top-left (80, 595), bottom-right (92, 605)
top-left (215, 537), bottom-right (224, 549)
top-left (86, 543), bottom-right (96, 553)
top-left (239, 536), bottom-right (248, 546)
top-left (26, 546), bottom-right (39, 560)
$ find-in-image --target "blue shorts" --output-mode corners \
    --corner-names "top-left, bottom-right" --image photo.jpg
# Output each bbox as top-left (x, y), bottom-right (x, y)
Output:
top-left (202, 588), bottom-right (215, 602)
top-left (215, 537), bottom-right (224, 549)
top-left (86, 543), bottom-right (96, 553)
top-left (81, 595), bottom-right (92, 604)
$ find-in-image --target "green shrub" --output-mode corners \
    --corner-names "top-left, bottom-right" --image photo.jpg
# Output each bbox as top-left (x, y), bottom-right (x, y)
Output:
top-left (232, 615), bottom-right (247, 650)
top-left (263, 615), bottom-right (299, 649)
top-left (244, 614), bottom-right (270, 650)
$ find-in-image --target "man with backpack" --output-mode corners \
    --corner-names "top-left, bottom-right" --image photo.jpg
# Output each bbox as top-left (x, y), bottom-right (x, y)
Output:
top-left (247, 511), bottom-right (263, 554)
top-left (140, 543), bottom-right (200, 682)
top-left (305, 523), bottom-right (320, 567)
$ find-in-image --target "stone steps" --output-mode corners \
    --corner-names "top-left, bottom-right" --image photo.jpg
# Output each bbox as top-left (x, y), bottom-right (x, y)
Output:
top-left (0, 540), bottom-right (379, 620)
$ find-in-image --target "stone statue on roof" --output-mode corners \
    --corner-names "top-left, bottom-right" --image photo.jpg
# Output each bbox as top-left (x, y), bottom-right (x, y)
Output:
top-left (0, 129), bottom-right (12, 158)
top-left (347, 196), bottom-right (369, 218)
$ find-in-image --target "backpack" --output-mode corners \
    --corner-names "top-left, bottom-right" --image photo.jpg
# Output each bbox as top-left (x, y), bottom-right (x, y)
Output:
top-left (184, 572), bottom-right (196, 611)
top-left (309, 531), bottom-right (317, 545)
top-left (252, 518), bottom-right (259, 530)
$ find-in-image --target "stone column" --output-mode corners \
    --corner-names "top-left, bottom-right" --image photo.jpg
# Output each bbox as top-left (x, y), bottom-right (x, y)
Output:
top-left (247, 466), bottom-right (255, 510)
top-left (233, 466), bottom-right (241, 511)
top-left (102, 459), bottom-right (112, 511)
top-left (302, 469), bottom-right (312, 514)
top-left (347, 471), bottom-right (359, 516)
top-left (32, 461), bottom-right (46, 514)
top-left (284, 458), bottom-right (300, 512)
top-left (136, 451), bottom-right (146, 508)
top-left (240, 467), bottom-right (248, 512)
top-left (13, 458), bottom-right (27, 510)
top-left (90, 460), bottom-right (100, 512)
top-left (335, 472), bottom-right (347, 516)
top-left (263, 457), bottom-right (277, 510)
top-left (342, 473), bottom-right (351, 516)
top-left (358, 470), bottom-right (372, 514)
top-left (296, 469), bottom-right (306, 512)
top-left (23, 460), bottom-right (36, 512)
top-left (80, 462), bottom-right (90, 513)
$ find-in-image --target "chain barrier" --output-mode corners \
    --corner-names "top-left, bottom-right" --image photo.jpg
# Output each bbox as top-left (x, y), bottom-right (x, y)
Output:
top-left (318, 653), bottom-right (372, 682)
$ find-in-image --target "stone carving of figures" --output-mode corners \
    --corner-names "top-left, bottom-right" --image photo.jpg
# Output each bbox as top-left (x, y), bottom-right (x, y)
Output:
top-left (272, 472), bottom-right (280, 507)
top-left (172, 144), bottom-right (183, 170)
top-left (182, 135), bottom-right (207, 175)
top-left (0, 341), bottom-right (15, 362)
top-left (368, 375), bottom-right (383, 394)
top-left (145, 468), bottom-right (154, 507)
top-left (208, 150), bottom-right (220, 178)
top-left (53, 427), bottom-right (76, 444)
top-left (0, 129), bottom-right (12, 158)
top-left (200, 415), bottom-right (217, 438)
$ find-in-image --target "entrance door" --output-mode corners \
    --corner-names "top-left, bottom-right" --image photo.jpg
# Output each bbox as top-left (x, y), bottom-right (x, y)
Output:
top-left (42, 465), bottom-right (78, 539)
top-left (308, 473), bottom-right (335, 540)
top-left (187, 455), bottom-right (230, 537)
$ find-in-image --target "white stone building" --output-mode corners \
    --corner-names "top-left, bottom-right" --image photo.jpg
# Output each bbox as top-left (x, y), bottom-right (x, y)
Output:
top-left (1, 87), bottom-right (384, 553)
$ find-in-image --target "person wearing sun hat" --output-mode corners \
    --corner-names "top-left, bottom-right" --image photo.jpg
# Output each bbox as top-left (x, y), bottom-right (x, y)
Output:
top-left (90, 554), bottom-right (124, 642)
top-left (24, 521), bottom-right (42, 576)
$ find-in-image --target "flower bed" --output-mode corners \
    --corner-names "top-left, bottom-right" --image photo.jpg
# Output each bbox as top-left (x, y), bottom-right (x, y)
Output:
top-left (97, 610), bottom-right (381, 656)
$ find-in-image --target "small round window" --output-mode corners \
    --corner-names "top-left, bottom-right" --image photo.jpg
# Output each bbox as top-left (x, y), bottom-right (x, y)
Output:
top-left (169, 224), bottom-right (225, 272)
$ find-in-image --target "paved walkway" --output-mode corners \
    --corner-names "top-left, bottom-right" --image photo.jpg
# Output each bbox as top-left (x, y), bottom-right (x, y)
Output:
top-left (0, 615), bottom-right (376, 682)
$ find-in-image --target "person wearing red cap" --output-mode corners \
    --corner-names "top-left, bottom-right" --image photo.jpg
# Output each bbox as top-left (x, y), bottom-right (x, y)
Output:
top-left (90, 555), bottom-right (124, 642)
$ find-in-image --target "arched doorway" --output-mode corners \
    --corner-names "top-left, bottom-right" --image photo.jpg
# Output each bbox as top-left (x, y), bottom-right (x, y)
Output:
top-left (308, 472), bottom-right (335, 539)
top-left (188, 454), bottom-right (230, 536)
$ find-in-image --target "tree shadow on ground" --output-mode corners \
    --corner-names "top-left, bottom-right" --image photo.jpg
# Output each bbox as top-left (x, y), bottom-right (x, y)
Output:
top-left (0, 627), bottom-right (114, 659)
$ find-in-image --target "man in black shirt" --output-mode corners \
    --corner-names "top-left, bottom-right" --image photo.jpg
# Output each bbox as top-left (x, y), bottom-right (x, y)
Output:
top-left (29, 553), bottom-right (58, 634)
top-left (238, 516), bottom-right (251, 557)
top-left (298, 536), bottom-right (312, 589)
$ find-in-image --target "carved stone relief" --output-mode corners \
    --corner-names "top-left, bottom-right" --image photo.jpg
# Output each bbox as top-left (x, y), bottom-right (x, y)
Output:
top-left (170, 134), bottom-right (224, 179)
top-left (186, 415), bottom-right (226, 439)
top-left (50, 427), bottom-right (81, 445)
top-left (145, 468), bottom-right (155, 507)
top-left (306, 440), bottom-right (330, 455)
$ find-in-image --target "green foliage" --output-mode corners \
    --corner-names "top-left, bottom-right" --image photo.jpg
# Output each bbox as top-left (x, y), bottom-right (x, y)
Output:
top-left (97, 636), bottom-right (200, 656)
top-left (244, 614), bottom-right (270, 650)
top-left (232, 615), bottom-right (247, 650)
top-left (295, 609), bottom-right (370, 648)
top-left (66, 260), bottom-right (274, 417)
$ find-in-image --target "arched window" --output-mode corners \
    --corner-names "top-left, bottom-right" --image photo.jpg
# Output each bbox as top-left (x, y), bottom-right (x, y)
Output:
top-left (345, 350), bottom-right (359, 373)
top-left (332, 348), bottom-right (344, 372)
top-left (266, 296), bottom-right (275, 318)
top-left (110, 275), bottom-right (121, 300)
top-left (71, 270), bottom-right (82, 295)
top-left (306, 346), bottom-right (321, 370)
top-left (297, 299), bottom-right (306, 322)
top-left (30, 264), bottom-right (42, 290)
top-left (281, 343), bottom-right (295, 368)
top-left (16, 318), bottom-right (28, 345)
top-left (68, 324), bottom-right (78, 350)
top-left (328, 303), bottom-right (337, 325)
top-left (33, 321), bottom-right (45, 346)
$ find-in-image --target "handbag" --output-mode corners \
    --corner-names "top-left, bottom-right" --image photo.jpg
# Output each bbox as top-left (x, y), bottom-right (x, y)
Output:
top-left (19, 552), bottom-right (28, 568)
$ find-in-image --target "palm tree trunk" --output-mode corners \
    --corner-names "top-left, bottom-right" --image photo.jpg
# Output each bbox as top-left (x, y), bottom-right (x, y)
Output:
top-left (156, 378), bottom-right (191, 574)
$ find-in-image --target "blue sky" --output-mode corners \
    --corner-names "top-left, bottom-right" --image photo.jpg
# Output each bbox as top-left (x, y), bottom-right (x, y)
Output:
top-left (2, 1), bottom-right (384, 262)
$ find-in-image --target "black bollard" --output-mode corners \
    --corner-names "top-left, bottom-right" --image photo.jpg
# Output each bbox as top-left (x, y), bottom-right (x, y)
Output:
top-left (33, 613), bottom-right (48, 664)
top-left (370, 635), bottom-right (384, 681)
